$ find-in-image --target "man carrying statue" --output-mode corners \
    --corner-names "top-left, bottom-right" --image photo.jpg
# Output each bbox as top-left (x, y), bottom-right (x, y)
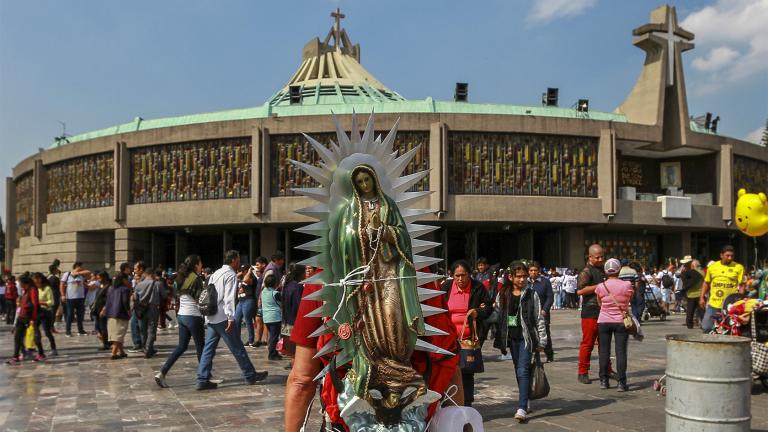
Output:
top-left (282, 114), bottom-right (464, 431)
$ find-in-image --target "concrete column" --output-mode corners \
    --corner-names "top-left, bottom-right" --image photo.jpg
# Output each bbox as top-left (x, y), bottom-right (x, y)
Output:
top-left (33, 159), bottom-right (46, 238)
top-left (223, 230), bottom-right (233, 255)
top-left (284, 229), bottom-right (292, 264)
top-left (251, 128), bottom-right (262, 214)
top-left (717, 143), bottom-right (733, 221)
top-left (680, 231), bottom-right (692, 256)
top-left (429, 122), bottom-right (448, 214)
top-left (661, 232), bottom-right (683, 264)
top-left (260, 226), bottom-right (278, 256)
top-left (565, 226), bottom-right (586, 269)
top-left (248, 229), bottom-right (258, 261)
top-left (174, 232), bottom-right (188, 267)
top-left (598, 128), bottom-right (617, 215)
top-left (114, 228), bottom-right (149, 268)
top-left (115, 141), bottom-right (129, 222)
top-left (5, 177), bottom-right (17, 269)
top-left (517, 229), bottom-right (534, 260)
top-left (252, 128), bottom-right (270, 215)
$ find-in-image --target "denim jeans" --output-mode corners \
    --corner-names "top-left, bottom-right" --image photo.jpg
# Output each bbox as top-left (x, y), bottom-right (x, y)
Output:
top-left (35, 309), bottom-right (57, 353)
top-left (196, 320), bottom-right (257, 385)
top-left (598, 322), bottom-right (628, 383)
top-left (266, 321), bottom-right (282, 358)
top-left (130, 312), bottom-right (143, 348)
top-left (234, 298), bottom-right (257, 344)
top-left (701, 304), bottom-right (721, 333)
top-left (139, 306), bottom-right (160, 353)
top-left (65, 298), bottom-right (86, 334)
top-left (508, 338), bottom-right (533, 410)
top-left (161, 314), bottom-right (205, 375)
top-left (96, 315), bottom-right (109, 347)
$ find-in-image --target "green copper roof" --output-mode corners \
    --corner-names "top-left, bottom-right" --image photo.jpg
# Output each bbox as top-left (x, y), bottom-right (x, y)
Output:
top-left (48, 98), bottom-right (629, 149)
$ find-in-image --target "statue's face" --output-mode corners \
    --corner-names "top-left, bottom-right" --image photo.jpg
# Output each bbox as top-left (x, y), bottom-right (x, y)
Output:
top-left (354, 170), bottom-right (375, 195)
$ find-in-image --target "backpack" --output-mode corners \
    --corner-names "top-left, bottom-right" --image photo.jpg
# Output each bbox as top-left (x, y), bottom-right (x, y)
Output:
top-left (198, 273), bottom-right (221, 317)
top-left (661, 273), bottom-right (675, 289)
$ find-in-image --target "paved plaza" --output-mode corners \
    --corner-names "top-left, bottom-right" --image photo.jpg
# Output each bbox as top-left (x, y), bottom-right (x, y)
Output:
top-left (1, 310), bottom-right (766, 431)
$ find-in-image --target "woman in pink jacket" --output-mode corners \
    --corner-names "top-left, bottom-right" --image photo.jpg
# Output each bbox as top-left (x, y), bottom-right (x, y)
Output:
top-left (595, 258), bottom-right (634, 392)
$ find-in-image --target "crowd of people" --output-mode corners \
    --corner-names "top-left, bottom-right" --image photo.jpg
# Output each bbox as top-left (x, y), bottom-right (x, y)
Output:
top-left (1, 242), bottom-right (764, 426)
top-left (0, 250), bottom-right (316, 391)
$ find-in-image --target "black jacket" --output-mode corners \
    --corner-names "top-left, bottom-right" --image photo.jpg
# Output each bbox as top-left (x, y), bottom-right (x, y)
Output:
top-left (493, 283), bottom-right (547, 354)
top-left (441, 278), bottom-right (491, 332)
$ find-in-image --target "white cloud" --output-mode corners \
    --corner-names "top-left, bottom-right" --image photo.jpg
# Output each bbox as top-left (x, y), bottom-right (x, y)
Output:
top-left (745, 125), bottom-right (766, 145)
top-left (682, 0), bottom-right (768, 85)
top-left (527, 0), bottom-right (598, 24)
top-left (691, 46), bottom-right (740, 72)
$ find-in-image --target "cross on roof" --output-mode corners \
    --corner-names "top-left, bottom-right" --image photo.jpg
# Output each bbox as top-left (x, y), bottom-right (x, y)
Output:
top-left (634, 7), bottom-right (694, 87)
top-left (654, 8), bottom-right (692, 86)
top-left (331, 8), bottom-right (345, 47)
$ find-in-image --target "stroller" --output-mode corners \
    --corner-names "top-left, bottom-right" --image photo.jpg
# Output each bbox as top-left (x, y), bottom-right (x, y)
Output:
top-left (642, 285), bottom-right (667, 322)
top-left (709, 297), bottom-right (768, 390)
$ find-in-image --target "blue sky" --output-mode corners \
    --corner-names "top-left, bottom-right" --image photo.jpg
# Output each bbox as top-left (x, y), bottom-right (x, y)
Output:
top-left (1, 0), bottom-right (766, 221)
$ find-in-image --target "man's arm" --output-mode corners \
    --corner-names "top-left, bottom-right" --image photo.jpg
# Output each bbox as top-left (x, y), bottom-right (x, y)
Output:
top-left (285, 345), bottom-right (322, 432)
top-left (699, 281), bottom-right (710, 309)
top-left (542, 278), bottom-right (554, 312)
top-left (60, 274), bottom-right (67, 301)
top-left (223, 273), bottom-right (236, 321)
top-left (576, 270), bottom-right (596, 296)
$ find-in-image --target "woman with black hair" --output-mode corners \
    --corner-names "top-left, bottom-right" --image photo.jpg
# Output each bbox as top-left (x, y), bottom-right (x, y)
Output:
top-left (261, 273), bottom-right (283, 360)
top-left (154, 255), bottom-right (206, 388)
top-left (441, 259), bottom-right (491, 407)
top-left (494, 261), bottom-right (547, 422)
top-left (32, 272), bottom-right (58, 357)
top-left (103, 273), bottom-right (132, 360)
top-left (92, 271), bottom-right (111, 351)
top-left (280, 262), bottom-right (305, 361)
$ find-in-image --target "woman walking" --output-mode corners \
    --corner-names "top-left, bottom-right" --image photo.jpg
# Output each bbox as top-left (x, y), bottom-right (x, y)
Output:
top-left (92, 272), bottom-right (111, 351)
top-left (6, 275), bottom-right (43, 364)
top-left (280, 262), bottom-right (305, 363)
top-left (595, 258), bottom-right (634, 391)
top-left (261, 273), bottom-right (283, 360)
top-left (32, 273), bottom-right (58, 357)
top-left (494, 261), bottom-right (547, 422)
top-left (441, 259), bottom-right (490, 407)
top-left (154, 255), bottom-right (206, 388)
top-left (103, 273), bottom-right (132, 360)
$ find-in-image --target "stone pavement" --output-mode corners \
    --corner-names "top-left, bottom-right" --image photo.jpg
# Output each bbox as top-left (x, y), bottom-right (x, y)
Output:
top-left (1, 310), bottom-right (766, 431)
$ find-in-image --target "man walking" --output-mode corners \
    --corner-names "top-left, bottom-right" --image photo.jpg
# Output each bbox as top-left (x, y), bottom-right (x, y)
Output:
top-left (128, 262), bottom-right (147, 353)
top-left (263, 251), bottom-right (285, 285)
top-left (576, 244), bottom-right (613, 383)
top-left (529, 262), bottom-right (554, 362)
top-left (197, 250), bottom-right (267, 390)
top-left (680, 257), bottom-right (704, 329)
top-left (47, 262), bottom-right (62, 328)
top-left (134, 267), bottom-right (167, 358)
top-left (699, 246), bottom-right (745, 333)
top-left (60, 262), bottom-right (91, 337)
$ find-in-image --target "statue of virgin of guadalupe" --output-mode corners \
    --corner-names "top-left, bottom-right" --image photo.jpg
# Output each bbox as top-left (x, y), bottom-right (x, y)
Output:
top-left (337, 164), bottom-right (427, 424)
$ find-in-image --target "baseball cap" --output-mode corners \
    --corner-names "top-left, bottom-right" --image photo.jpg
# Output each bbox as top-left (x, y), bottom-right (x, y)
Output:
top-left (604, 258), bottom-right (622, 275)
top-left (680, 255), bottom-right (693, 264)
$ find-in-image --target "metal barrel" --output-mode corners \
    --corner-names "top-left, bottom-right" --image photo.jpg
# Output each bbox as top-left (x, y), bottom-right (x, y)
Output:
top-left (665, 334), bottom-right (752, 432)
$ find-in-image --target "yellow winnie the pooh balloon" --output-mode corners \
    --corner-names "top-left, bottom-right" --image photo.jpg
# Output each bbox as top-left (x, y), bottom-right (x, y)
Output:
top-left (735, 188), bottom-right (768, 237)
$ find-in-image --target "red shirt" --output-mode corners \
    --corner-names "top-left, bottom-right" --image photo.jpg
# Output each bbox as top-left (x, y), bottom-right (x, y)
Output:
top-left (4, 281), bottom-right (17, 300)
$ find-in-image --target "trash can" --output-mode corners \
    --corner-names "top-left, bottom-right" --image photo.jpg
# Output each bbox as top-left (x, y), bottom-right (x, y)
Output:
top-left (665, 334), bottom-right (752, 431)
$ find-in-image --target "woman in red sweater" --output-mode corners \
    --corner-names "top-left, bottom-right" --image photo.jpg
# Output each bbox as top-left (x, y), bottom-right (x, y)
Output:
top-left (6, 275), bottom-right (43, 365)
top-left (4, 275), bottom-right (18, 324)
